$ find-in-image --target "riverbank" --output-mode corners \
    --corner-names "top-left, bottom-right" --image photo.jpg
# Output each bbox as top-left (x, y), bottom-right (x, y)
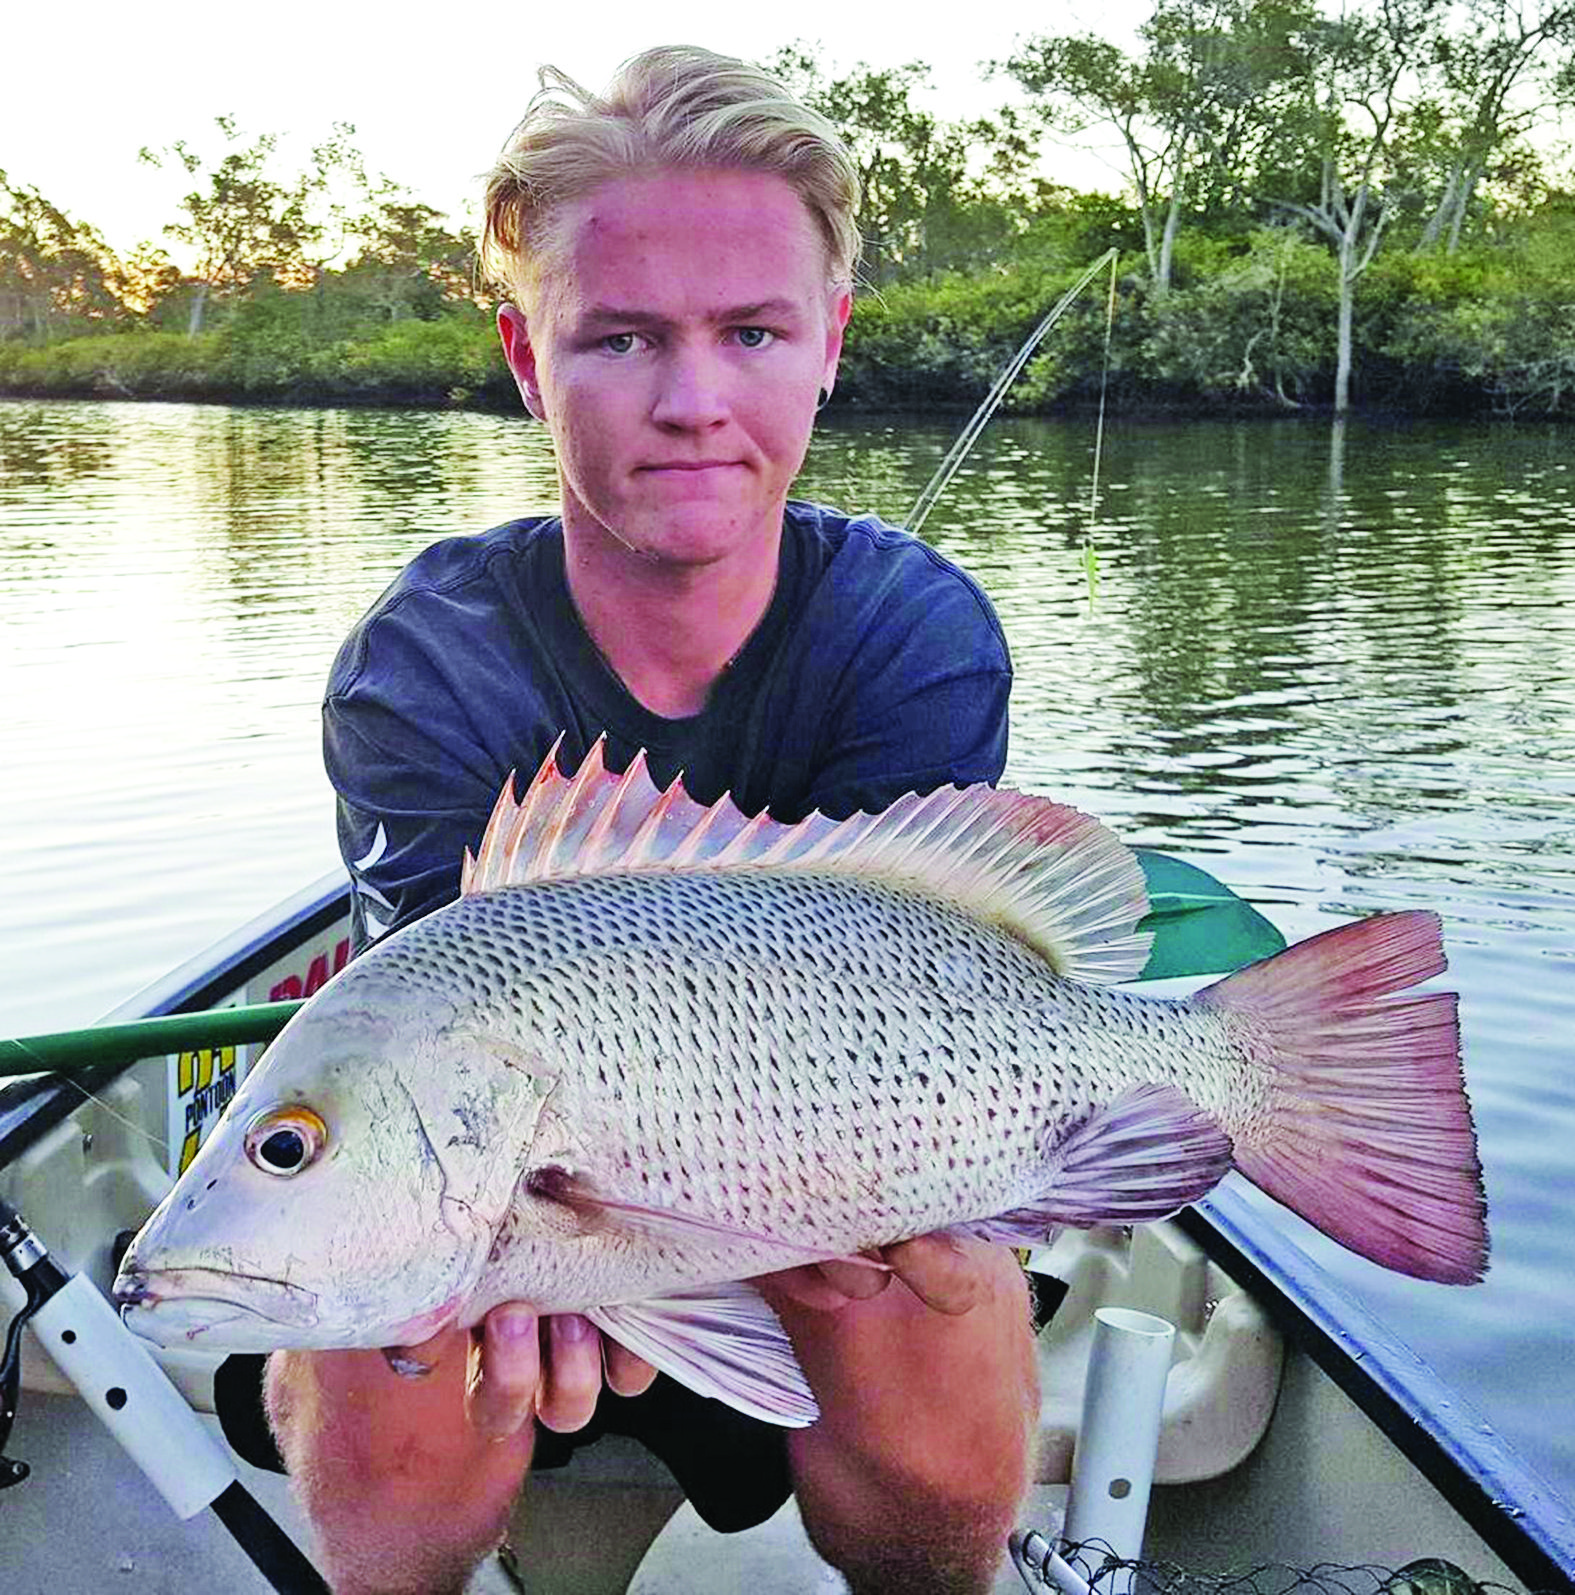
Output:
top-left (2, 241), bottom-right (1570, 419)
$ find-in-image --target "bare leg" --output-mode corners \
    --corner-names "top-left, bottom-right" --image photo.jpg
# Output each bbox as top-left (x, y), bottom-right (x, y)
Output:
top-left (768, 1244), bottom-right (1037, 1595)
top-left (266, 1338), bottom-right (535, 1595)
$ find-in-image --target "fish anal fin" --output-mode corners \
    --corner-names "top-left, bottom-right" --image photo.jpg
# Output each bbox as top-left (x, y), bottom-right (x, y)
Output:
top-left (970, 1084), bottom-right (1233, 1246)
top-left (464, 739), bottom-right (1153, 984)
top-left (588, 1283), bottom-right (818, 1427)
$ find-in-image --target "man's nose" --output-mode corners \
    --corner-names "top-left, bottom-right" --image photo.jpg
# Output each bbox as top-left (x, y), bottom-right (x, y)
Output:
top-left (650, 347), bottom-right (729, 429)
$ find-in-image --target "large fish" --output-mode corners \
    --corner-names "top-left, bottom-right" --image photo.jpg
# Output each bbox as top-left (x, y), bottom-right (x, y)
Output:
top-left (116, 741), bottom-right (1487, 1425)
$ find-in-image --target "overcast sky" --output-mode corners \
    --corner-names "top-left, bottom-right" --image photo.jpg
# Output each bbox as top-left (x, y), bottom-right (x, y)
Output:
top-left (3, 1), bottom-right (1149, 255)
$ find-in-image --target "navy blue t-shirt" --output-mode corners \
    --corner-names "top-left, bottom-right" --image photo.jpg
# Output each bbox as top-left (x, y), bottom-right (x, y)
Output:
top-left (324, 501), bottom-right (1011, 945)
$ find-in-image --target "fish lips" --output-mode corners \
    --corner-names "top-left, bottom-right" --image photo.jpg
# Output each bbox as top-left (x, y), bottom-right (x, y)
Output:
top-left (114, 1263), bottom-right (321, 1349)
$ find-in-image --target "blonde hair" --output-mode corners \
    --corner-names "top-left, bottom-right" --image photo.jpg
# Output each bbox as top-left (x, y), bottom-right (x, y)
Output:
top-left (481, 46), bottom-right (861, 299)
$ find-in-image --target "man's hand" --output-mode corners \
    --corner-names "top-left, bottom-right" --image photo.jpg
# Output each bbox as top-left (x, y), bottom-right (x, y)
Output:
top-left (759, 1230), bottom-right (990, 1317)
top-left (455, 1305), bottom-right (659, 1438)
top-left (755, 1235), bottom-right (1038, 1595)
top-left (266, 1309), bottom-right (657, 1595)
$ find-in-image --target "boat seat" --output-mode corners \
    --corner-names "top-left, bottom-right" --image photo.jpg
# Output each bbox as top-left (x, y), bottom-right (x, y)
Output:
top-left (1028, 1217), bottom-right (1284, 1484)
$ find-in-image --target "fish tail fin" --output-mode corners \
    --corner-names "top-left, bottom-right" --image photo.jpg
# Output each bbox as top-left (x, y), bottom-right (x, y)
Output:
top-left (1199, 910), bottom-right (1488, 1285)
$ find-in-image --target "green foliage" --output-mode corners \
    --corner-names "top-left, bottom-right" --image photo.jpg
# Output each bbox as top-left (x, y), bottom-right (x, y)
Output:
top-left (334, 317), bottom-right (512, 406)
top-left (0, 329), bottom-right (223, 398)
top-left (1142, 227), bottom-right (1337, 405)
top-left (0, 307), bottom-right (510, 407)
top-left (1, 172), bottom-right (125, 342)
top-left (1376, 203), bottom-right (1575, 414)
top-left (838, 260), bottom-right (1105, 409)
top-left (764, 45), bottom-right (1042, 281)
top-left (139, 117), bottom-right (313, 334)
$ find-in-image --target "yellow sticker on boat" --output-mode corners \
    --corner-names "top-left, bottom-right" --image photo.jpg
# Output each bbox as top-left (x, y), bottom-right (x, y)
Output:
top-left (170, 1044), bottom-right (243, 1175)
top-left (160, 930), bottom-right (351, 1176)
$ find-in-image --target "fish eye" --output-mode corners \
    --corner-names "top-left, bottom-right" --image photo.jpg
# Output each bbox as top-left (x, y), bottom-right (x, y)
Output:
top-left (244, 1106), bottom-right (328, 1178)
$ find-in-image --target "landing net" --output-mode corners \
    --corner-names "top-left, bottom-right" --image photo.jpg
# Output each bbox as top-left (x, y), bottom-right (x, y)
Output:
top-left (1011, 1538), bottom-right (1545, 1595)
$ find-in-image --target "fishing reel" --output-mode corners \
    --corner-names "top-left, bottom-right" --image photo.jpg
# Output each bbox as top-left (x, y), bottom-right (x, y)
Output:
top-left (0, 1194), bottom-right (66, 1490)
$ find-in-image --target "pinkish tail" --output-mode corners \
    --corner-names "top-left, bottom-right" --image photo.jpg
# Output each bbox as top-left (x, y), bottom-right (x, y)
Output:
top-left (1199, 910), bottom-right (1488, 1285)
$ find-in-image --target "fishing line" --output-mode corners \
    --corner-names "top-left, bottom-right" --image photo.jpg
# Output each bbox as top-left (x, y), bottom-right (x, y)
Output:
top-left (59, 1077), bottom-right (171, 1160)
top-left (905, 248), bottom-right (1120, 538)
top-left (1082, 250), bottom-right (1121, 609)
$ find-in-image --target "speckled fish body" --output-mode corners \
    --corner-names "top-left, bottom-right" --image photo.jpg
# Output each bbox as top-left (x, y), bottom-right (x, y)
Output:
top-left (362, 866), bottom-right (1235, 1312)
top-left (117, 742), bottom-right (1487, 1424)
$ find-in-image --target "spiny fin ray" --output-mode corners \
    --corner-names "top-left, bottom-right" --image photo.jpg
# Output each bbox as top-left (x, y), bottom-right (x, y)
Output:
top-left (463, 738), bottom-right (1151, 983)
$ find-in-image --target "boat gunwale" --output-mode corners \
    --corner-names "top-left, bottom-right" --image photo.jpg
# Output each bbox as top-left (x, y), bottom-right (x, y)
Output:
top-left (1178, 1189), bottom-right (1575, 1591)
top-left (0, 871), bottom-right (348, 1169)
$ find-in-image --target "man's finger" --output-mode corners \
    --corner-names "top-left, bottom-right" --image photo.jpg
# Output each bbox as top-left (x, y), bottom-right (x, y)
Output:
top-left (814, 1256), bottom-right (893, 1302)
top-left (535, 1313), bottom-right (605, 1433)
top-left (882, 1232), bottom-right (990, 1315)
top-left (756, 1258), bottom-right (894, 1313)
top-left (604, 1337), bottom-right (659, 1398)
top-left (755, 1262), bottom-right (850, 1312)
top-left (466, 1304), bottom-right (541, 1439)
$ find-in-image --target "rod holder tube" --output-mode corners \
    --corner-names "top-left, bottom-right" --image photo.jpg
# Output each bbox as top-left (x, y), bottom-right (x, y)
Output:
top-left (1063, 1306), bottom-right (1175, 1584)
top-left (29, 1273), bottom-right (237, 1519)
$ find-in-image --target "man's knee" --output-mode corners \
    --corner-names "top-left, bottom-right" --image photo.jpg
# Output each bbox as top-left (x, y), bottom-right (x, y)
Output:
top-left (800, 1479), bottom-right (1017, 1595)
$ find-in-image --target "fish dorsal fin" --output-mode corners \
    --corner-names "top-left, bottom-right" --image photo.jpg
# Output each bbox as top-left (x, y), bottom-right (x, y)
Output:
top-left (462, 737), bottom-right (1151, 984)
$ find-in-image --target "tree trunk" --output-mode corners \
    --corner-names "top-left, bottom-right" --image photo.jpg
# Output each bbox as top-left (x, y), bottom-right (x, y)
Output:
top-left (187, 280), bottom-right (210, 338)
top-left (1134, 185), bottom-right (1161, 287)
top-left (1155, 185), bottom-right (1185, 298)
top-left (1417, 164), bottom-right (1463, 251)
top-left (1334, 238), bottom-right (1356, 416)
top-left (1446, 157), bottom-right (1487, 252)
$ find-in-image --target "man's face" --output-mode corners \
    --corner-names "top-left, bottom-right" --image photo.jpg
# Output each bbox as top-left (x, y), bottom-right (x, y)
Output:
top-left (498, 167), bottom-right (850, 573)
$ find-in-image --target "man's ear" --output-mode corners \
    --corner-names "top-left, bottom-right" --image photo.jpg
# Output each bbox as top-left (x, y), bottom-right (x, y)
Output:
top-left (497, 304), bottom-right (545, 421)
top-left (823, 287), bottom-right (853, 390)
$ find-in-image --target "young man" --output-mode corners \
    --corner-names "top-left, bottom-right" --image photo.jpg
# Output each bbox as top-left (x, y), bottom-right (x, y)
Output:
top-left (262, 46), bottom-right (1037, 1595)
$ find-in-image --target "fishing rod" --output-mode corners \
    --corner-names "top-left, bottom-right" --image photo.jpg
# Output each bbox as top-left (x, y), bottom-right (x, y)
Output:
top-left (0, 999), bottom-right (302, 1080)
top-left (0, 1191), bottom-right (328, 1594)
top-left (904, 247), bottom-right (1120, 537)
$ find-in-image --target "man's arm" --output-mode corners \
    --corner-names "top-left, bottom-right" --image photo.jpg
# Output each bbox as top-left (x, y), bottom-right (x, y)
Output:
top-left (790, 540), bottom-right (1012, 821)
top-left (324, 685), bottom-right (508, 947)
top-left (804, 667), bottom-right (1012, 821)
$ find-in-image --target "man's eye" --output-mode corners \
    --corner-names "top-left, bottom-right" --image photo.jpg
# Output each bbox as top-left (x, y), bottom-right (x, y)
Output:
top-left (735, 327), bottom-right (775, 349)
top-left (603, 332), bottom-right (640, 354)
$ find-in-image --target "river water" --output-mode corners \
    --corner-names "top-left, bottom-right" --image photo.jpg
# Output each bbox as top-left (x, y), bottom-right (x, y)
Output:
top-left (3, 396), bottom-right (1573, 1510)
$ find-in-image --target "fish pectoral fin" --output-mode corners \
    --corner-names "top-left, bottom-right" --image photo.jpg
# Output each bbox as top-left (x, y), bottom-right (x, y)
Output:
top-left (968, 1083), bottom-right (1234, 1247)
top-left (587, 1282), bottom-right (818, 1428)
top-left (521, 1166), bottom-right (889, 1275)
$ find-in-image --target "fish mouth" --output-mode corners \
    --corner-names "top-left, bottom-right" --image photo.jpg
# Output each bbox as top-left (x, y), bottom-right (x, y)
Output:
top-left (114, 1263), bottom-right (320, 1340)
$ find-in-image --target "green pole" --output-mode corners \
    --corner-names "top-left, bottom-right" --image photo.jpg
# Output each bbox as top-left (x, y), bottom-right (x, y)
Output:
top-left (0, 1001), bottom-right (303, 1080)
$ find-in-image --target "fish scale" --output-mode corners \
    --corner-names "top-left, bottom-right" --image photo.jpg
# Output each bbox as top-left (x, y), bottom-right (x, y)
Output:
top-left (429, 871), bottom-right (1204, 1276)
top-left (117, 743), bottom-right (1487, 1426)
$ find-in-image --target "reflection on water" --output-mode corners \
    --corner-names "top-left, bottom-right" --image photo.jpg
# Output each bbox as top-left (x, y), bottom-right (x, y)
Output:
top-left (3, 396), bottom-right (1574, 1502)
